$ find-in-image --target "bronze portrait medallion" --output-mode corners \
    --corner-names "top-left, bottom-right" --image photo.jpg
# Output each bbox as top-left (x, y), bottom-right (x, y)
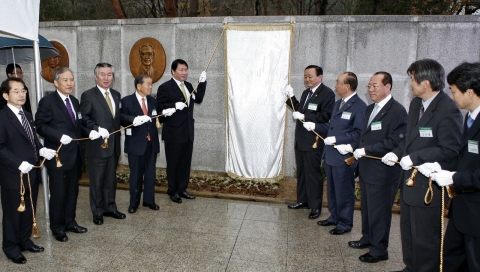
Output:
top-left (41, 41), bottom-right (69, 83)
top-left (129, 38), bottom-right (166, 83)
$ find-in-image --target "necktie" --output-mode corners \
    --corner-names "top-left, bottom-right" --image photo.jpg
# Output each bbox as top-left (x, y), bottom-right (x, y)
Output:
top-left (339, 99), bottom-right (345, 110)
top-left (303, 90), bottom-right (313, 109)
top-left (105, 91), bottom-right (114, 116)
top-left (417, 106), bottom-right (424, 125)
top-left (65, 97), bottom-right (76, 126)
top-left (180, 83), bottom-right (188, 105)
top-left (467, 115), bottom-right (474, 129)
top-left (367, 104), bottom-right (379, 126)
top-left (18, 110), bottom-right (38, 162)
top-left (141, 98), bottom-right (151, 141)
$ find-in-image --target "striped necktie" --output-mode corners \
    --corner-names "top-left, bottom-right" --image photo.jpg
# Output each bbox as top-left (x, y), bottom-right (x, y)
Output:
top-left (18, 110), bottom-right (38, 162)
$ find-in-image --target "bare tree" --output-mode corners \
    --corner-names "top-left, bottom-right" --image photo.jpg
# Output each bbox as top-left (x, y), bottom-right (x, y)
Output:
top-left (110, 0), bottom-right (128, 18)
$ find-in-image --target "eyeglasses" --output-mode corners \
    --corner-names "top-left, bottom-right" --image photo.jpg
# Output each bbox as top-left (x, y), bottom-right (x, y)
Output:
top-left (10, 89), bottom-right (27, 95)
top-left (9, 71), bottom-right (23, 75)
top-left (366, 85), bottom-right (381, 90)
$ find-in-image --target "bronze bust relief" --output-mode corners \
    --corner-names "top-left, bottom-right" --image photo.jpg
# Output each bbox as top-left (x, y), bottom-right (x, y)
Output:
top-left (129, 38), bottom-right (166, 83)
top-left (41, 41), bottom-right (69, 83)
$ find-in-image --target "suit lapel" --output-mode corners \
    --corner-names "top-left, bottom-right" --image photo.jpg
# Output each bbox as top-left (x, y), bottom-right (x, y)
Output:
top-left (364, 98), bottom-right (394, 133)
top-left (362, 104), bottom-right (375, 133)
top-left (54, 92), bottom-right (76, 128)
top-left (94, 87), bottom-right (114, 119)
top-left (461, 116), bottom-right (480, 148)
top-left (131, 93), bottom-right (144, 116)
top-left (335, 93), bottom-right (358, 117)
top-left (6, 107), bottom-right (31, 143)
top-left (171, 79), bottom-right (187, 102)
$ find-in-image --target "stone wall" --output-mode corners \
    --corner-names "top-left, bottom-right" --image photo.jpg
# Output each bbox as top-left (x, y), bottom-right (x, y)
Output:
top-left (3, 15), bottom-right (479, 177)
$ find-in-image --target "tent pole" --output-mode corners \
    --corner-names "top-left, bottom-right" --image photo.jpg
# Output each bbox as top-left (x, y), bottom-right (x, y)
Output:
top-left (33, 39), bottom-right (49, 219)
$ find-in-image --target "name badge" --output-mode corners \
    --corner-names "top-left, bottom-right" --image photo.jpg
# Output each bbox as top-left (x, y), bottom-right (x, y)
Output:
top-left (341, 112), bottom-right (352, 120)
top-left (152, 109), bottom-right (157, 116)
top-left (77, 112), bottom-right (82, 119)
top-left (419, 127), bottom-right (433, 137)
top-left (119, 101), bottom-right (122, 109)
top-left (371, 121), bottom-right (382, 131)
top-left (468, 140), bottom-right (479, 154)
top-left (126, 128), bottom-right (132, 136)
top-left (308, 103), bottom-right (318, 111)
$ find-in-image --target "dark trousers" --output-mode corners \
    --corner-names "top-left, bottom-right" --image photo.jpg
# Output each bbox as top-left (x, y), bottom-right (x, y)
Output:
top-left (400, 196), bottom-right (441, 272)
top-left (128, 141), bottom-right (157, 207)
top-left (1, 184), bottom-right (38, 259)
top-left (443, 218), bottom-right (480, 272)
top-left (47, 159), bottom-right (81, 233)
top-left (359, 177), bottom-right (399, 257)
top-left (294, 148), bottom-right (323, 209)
top-left (324, 163), bottom-right (355, 231)
top-left (164, 140), bottom-right (193, 195)
top-left (88, 155), bottom-right (119, 216)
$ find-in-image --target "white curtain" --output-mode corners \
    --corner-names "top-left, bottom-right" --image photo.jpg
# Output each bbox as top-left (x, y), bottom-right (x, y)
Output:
top-left (225, 25), bottom-right (293, 181)
top-left (0, 0), bottom-right (39, 41)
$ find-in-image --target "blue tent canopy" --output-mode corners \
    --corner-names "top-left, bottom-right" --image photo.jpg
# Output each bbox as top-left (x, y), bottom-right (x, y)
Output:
top-left (0, 34), bottom-right (59, 65)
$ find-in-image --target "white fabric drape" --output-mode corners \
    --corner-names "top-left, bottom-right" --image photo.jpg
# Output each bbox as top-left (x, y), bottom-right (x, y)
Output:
top-left (225, 25), bottom-right (292, 181)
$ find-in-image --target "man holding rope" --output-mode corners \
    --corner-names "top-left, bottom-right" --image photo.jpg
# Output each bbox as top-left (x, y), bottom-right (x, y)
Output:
top-left (0, 78), bottom-right (56, 264)
top-left (381, 59), bottom-right (463, 272)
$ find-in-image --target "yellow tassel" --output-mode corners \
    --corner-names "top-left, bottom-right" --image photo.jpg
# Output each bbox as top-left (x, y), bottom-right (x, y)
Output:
top-left (446, 185), bottom-right (456, 199)
top-left (312, 136), bottom-right (319, 149)
top-left (17, 172), bottom-right (26, 212)
top-left (155, 117), bottom-right (162, 128)
top-left (33, 222), bottom-right (40, 238)
top-left (56, 153), bottom-right (63, 167)
top-left (17, 196), bottom-right (25, 212)
top-left (101, 138), bottom-right (109, 148)
top-left (405, 168), bottom-right (417, 187)
top-left (344, 156), bottom-right (356, 166)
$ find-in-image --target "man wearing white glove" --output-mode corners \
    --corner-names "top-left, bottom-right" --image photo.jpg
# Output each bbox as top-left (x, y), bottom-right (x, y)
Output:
top-left (417, 162), bottom-right (442, 178)
top-left (162, 108), bottom-right (176, 117)
top-left (157, 59), bottom-right (207, 203)
top-left (39, 147), bottom-right (57, 160)
top-left (121, 75), bottom-right (161, 213)
top-left (430, 62), bottom-right (480, 271)
top-left (1, 77), bottom-right (46, 262)
top-left (302, 121), bottom-right (315, 131)
top-left (334, 144), bottom-right (352, 155)
top-left (385, 60), bottom-right (463, 271)
top-left (346, 72), bottom-right (407, 263)
top-left (35, 67), bottom-right (88, 242)
top-left (314, 72), bottom-right (366, 235)
top-left (283, 65), bottom-right (335, 220)
top-left (80, 63), bottom-right (130, 225)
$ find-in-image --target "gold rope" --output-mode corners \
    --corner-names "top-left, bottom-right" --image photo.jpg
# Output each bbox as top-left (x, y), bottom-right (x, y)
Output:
top-left (440, 186), bottom-right (445, 272)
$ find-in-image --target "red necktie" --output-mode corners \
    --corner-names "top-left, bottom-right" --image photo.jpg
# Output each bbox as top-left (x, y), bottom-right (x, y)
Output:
top-left (141, 98), bottom-right (151, 141)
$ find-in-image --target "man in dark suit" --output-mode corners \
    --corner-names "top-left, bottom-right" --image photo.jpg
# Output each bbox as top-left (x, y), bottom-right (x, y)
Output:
top-left (35, 67), bottom-right (88, 242)
top-left (156, 59), bottom-right (206, 203)
top-left (335, 72), bottom-right (407, 262)
top-left (121, 74), bottom-right (172, 213)
top-left (80, 62), bottom-right (130, 225)
top-left (314, 72), bottom-right (366, 235)
top-left (0, 64), bottom-right (32, 113)
top-left (0, 78), bottom-right (56, 264)
top-left (419, 62), bottom-right (480, 271)
top-left (381, 59), bottom-right (463, 272)
top-left (283, 65), bottom-right (335, 220)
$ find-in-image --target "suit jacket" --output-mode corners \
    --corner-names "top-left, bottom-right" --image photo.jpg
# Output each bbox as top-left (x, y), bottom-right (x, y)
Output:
top-left (316, 93), bottom-right (367, 166)
top-left (392, 91), bottom-right (463, 207)
top-left (35, 91), bottom-right (84, 170)
top-left (121, 93), bottom-right (160, 155)
top-left (351, 98), bottom-right (408, 185)
top-left (0, 107), bottom-right (42, 190)
top-left (156, 78), bottom-right (206, 143)
top-left (286, 84), bottom-right (335, 152)
top-left (449, 115), bottom-right (480, 237)
top-left (79, 86), bottom-right (129, 158)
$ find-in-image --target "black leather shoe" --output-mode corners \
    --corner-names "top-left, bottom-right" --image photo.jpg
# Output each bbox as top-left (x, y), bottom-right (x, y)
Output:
top-left (170, 194), bottom-right (182, 203)
top-left (348, 240), bottom-right (372, 249)
top-left (178, 192), bottom-right (196, 199)
top-left (128, 206), bottom-right (138, 213)
top-left (359, 252), bottom-right (388, 263)
top-left (143, 202), bottom-right (160, 210)
top-left (104, 210), bottom-right (126, 219)
top-left (317, 220), bottom-right (335, 226)
top-left (27, 244), bottom-right (45, 252)
top-left (287, 202), bottom-right (309, 209)
top-left (329, 227), bottom-right (349, 235)
top-left (67, 225), bottom-right (88, 233)
top-left (53, 231), bottom-right (68, 242)
top-left (11, 254), bottom-right (26, 264)
top-left (308, 209), bottom-right (321, 219)
top-left (93, 215), bottom-right (104, 225)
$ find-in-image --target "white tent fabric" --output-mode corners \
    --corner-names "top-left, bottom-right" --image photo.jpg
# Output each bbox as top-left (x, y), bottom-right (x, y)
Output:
top-left (225, 25), bottom-right (293, 181)
top-left (0, 0), bottom-right (40, 41)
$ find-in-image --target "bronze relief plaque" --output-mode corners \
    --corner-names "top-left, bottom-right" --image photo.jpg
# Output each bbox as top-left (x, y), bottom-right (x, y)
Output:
top-left (129, 38), bottom-right (166, 83)
top-left (41, 41), bottom-right (69, 83)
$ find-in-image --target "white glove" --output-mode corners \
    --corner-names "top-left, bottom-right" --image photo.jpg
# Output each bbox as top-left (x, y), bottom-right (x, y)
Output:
top-left (162, 108), bottom-right (176, 117)
top-left (381, 152), bottom-right (398, 166)
top-left (430, 170), bottom-right (455, 186)
top-left (60, 135), bottom-right (72, 145)
top-left (283, 85), bottom-right (294, 98)
top-left (353, 148), bottom-right (366, 159)
top-left (133, 115), bottom-right (151, 126)
top-left (400, 155), bottom-right (413, 170)
top-left (198, 71), bottom-right (207, 83)
top-left (417, 162), bottom-right (442, 178)
top-left (292, 111), bottom-right (305, 121)
top-left (39, 147), bottom-right (56, 160)
top-left (175, 102), bottom-right (187, 111)
top-left (334, 144), bottom-right (352, 155)
top-left (89, 130), bottom-right (101, 140)
top-left (18, 161), bottom-right (33, 174)
top-left (324, 136), bottom-right (336, 146)
top-left (303, 122), bottom-right (315, 131)
top-left (98, 127), bottom-right (110, 139)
